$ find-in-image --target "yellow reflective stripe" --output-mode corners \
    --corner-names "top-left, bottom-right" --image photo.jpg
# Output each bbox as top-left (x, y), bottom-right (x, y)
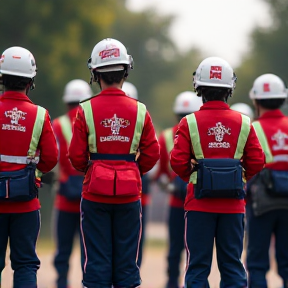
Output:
top-left (58, 115), bottom-right (72, 144)
top-left (163, 128), bottom-right (174, 154)
top-left (189, 172), bottom-right (197, 184)
top-left (28, 106), bottom-right (46, 158)
top-left (130, 102), bottom-right (146, 153)
top-left (234, 114), bottom-right (251, 159)
top-left (80, 101), bottom-right (97, 153)
top-left (163, 127), bottom-right (174, 173)
top-left (186, 113), bottom-right (204, 159)
top-left (252, 121), bottom-right (273, 163)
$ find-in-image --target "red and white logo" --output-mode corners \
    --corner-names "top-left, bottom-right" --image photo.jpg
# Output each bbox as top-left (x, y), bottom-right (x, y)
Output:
top-left (99, 48), bottom-right (120, 60)
top-left (210, 66), bottom-right (222, 80)
top-left (101, 114), bottom-right (130, 135)
top-left (263, 83), bottom-right (270, 92)
top-left (272, 129), bottom-right (288, 151)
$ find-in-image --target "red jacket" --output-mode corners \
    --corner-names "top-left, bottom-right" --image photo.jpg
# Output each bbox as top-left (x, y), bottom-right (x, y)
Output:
top-left (170, 101), bottom-right (265, 213)
top-left (69, 87), bottom-right (160, 204)
top-left (157, 125), bottom-right (184, 208)
top-left (0, 91), bottom-right (58, 213)
top-left (52, 108), bottom-right (83, 213)
top-left (255, 109), bottom-right (288, 170)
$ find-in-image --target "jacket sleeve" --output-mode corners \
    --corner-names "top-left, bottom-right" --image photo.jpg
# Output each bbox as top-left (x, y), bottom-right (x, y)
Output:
top-left (68, 107), bottom-right (89, 172)
top-left (242, 125), bottom-right (265, 180)
top-left (156, 132), bottom-right (171, 179)
top-left (37, 111), bottom-right (58, 173)
top-left (137, 110), bottom-right (160, 175)
top-left (170, 117), bottom-right (193, 182)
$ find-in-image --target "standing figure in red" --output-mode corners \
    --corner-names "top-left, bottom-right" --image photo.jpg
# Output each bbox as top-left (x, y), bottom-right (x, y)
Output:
top-left (52, 79), bottom-right (92, 288)
top-left (156, 91), bottom-right (203, 288)
top-left (69, 38), bottom-right (160, 288)
top-left (0, 46), bottom-right (58, 288)
top-left (246, 74), bottom-right (288, 288)
top-left (170, 57), bottom-right (265, 288)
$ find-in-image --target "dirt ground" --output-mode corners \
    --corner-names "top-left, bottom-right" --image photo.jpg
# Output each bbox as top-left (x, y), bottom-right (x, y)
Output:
top-left (1, 223), bottom-right (283, 288)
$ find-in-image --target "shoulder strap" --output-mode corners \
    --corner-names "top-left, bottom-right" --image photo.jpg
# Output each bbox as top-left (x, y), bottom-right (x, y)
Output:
top-left (186, 113), bottom-right (204, 159)
top-left (234, 114), bottom-right (251, 159)
top-left (80, 100), bottom-right (97, 153)
top-left (58, 115), bottom-right (72, 144)
top-left (163, 128), bottom-right (174, 154)
top-left (130, 102), bottom-right (147, 154)
top-left (28, 106), bottom-right (46, 158)
top-left (252, 121), bottom-right (273, 163)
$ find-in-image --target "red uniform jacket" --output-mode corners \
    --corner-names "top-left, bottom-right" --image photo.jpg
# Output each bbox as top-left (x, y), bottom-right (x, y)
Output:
top-left (170, 101), bottom-right (265, 213)
top-left (255, 109), bottom-right (288, 171)
top-left (0, 91), bottom-right (58, 213)
top-left (157, 125), bottom-right (184, 208)
top-left (69, 87), bottom-right (160, 204)
top-left (52, 108), bottom-right (83, 213)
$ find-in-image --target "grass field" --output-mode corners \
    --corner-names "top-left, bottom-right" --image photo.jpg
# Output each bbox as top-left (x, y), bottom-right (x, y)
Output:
top-left (1, 223), bottom-right (283, 288)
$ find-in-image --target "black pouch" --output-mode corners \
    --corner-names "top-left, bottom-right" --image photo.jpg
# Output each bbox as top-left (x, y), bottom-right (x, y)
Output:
top-left (59, 175), bottom-right (84, 201)
top-left (266, 169), bottom-right (288, 197)
top-left (247, 169), bottom-right (288, 216)
top-left (194, 158), bottom-right (244, 199)
top-left (0, 164), bottom-right (38, 201)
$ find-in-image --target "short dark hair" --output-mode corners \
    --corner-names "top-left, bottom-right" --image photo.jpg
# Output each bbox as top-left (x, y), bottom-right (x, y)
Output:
top-left (256, 98), bottom-right (286, 110)
top-left (2, 74), bottom-right (31, 91)
top-left (200, 87), bottom-right (230, 102)
top-left (94, 70), bottom-right (126, 85)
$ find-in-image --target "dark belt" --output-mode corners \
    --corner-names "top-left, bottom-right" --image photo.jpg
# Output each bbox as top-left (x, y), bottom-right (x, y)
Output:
top-left (90, 153), bottom-right (136, 162)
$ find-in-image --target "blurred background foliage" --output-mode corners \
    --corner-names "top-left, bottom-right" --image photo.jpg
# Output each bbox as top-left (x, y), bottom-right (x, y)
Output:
top-left (1, 0), bottom-right (287, 235)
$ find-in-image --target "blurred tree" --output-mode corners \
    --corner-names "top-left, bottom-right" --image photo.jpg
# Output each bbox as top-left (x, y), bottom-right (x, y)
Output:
top-left (232, 0), bottom-right (288, 114)
top-left (0, 0), bottom-right (115, 118)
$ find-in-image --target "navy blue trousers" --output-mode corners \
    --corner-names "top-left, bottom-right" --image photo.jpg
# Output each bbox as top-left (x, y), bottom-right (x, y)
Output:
top-left (53, 210), bottom-right (80, 288)
top-left (137, 203), bottom-right (147, 268)
top-left (185, 211), bottom-right (247, 288)
top-left (246, 203), bottom-right (288, 288)
top-left (166, 206), bottom-right (185, 288)
top-left (0, 211), bottom-right (40, 288)
top-left (80, 199), bottom-right (142, 288)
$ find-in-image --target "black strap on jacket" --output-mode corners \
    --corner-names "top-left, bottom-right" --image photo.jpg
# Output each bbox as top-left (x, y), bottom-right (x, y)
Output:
top-left (90, 153), bottom-right (136, 162)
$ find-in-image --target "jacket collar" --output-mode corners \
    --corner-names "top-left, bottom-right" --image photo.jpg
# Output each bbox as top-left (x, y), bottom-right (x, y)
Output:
top-left (1, 91), bottom-right (33, 104)
top-left (200, 100), bottom-right (230, 110)
top-left (258, 109), bottom-right (285, 119)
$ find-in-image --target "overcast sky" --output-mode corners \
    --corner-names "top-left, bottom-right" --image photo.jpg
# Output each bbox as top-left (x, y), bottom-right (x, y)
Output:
top-left (126, 0), bottom-right (271, 67)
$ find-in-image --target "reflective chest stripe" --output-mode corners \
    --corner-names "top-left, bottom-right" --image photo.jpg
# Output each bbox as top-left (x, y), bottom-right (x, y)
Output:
top-left (252, 121), bottom-right (274, 163)
top-left (163, 128), bottom-right (174, 172)
top-left (0, 106), bottom-right (46, 165)
top-left (80, 100), bottom-right (147, 155)
top-left (58, 115), bottom-right (72, 144)
top-left (186, 113), bottom-right (251, 183)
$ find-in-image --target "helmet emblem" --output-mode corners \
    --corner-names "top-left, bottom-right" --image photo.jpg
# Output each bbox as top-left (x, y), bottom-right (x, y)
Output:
top-left (210, 66), bottom-right (222, 80)
top-left (263, 83), bottom-right (270, 92)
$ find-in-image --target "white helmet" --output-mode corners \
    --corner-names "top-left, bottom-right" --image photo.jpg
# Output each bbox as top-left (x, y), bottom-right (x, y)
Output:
top-left (230, 103), bottom-right (254, 120)
top-left (88, 38), bottom-right (133, 73)
top-left (249, 73), bottom-right (287, 99)
top-left (122, 82), bottom-right (138, 100)
top-left (63, 79), bottom-right (93, 103)
top-left (193, 57), bottom-right (236, 91)
top-left (173, 91), bottom-right (203, 114)
top-left (0, 46), bottom-right (37, 78)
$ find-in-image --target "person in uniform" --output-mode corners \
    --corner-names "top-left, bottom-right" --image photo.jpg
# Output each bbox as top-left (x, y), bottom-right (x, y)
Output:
top-left (69, 38), bottom-right (160, 288)
top-left (52, 79), bottom-right (92, 288)
top-left (0, 46), bottom-right (58, 288)
top-left (170, 56), bottom-right (265, 287)
top-left (246, 73), bottom-right (288, 288)
top-left (156, 91), bottom-right (203, 288)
